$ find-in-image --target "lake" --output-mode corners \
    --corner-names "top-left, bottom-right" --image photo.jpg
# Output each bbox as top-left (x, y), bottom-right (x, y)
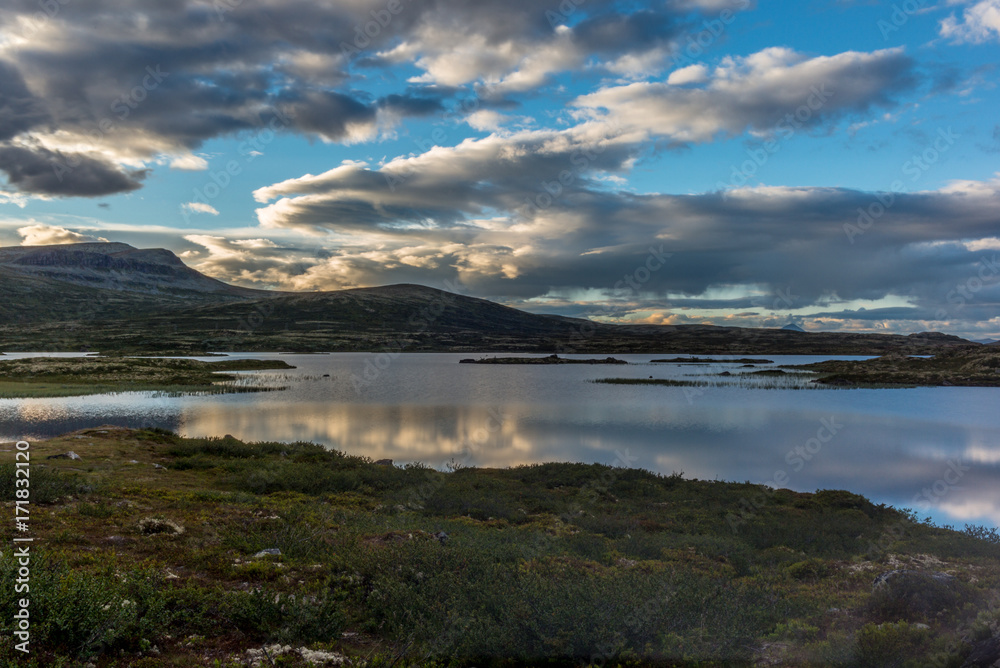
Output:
top-left (2, 351), bottom-right (998, 529)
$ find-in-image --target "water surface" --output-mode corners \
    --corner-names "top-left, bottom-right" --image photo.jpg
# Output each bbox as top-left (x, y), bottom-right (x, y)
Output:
top-left (2, 352), bottom-right (998, 528)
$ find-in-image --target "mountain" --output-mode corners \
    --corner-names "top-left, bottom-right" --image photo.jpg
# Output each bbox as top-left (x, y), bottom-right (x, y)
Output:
top-left (0, 242), bottom-right (268, 325)
top-left (973, 339), bottom-right (999, 345)
top-left (0, 242), bottom-right (978, 355)
top-left (781, 323), bottom-right (806, 332)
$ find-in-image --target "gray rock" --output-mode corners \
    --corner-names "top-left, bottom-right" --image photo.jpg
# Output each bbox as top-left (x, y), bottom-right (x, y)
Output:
top-left (374, 459), bottom-right (394, 466)
top-left (433, 531), bottom-right (449, 544)
top-left (47, 451), bottom-right (82, 460)
top-left (961, 636), bottom-right (1000, 668)
top-left (253, 548), bottom-right (282, 558)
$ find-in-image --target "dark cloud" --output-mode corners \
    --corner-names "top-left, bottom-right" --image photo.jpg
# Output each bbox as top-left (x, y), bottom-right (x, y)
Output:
top-left (0, 145), bottom-right (147, 197)
top-left (0, 60), bottom-right (49, 141)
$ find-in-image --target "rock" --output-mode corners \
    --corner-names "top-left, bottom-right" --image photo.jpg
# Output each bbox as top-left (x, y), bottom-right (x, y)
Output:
top-left (870, 570), bottom-right (963, 620)
top-left (152, 463), bottom-right (167, 470)
top-left (962, 636), bottom-right (1000, 668)
top-left (433, 531), bottom-right (449, 544)
top-left (47, 451), bottom-right (81, 460)
top-left (719, 371), bottom-right (732, 376)
top-left (253, 548), bottom-right (282, 558)
top-left (375, 458), bottom-right (393, 466)
top-left (137, 517), bottom-right (184, 536)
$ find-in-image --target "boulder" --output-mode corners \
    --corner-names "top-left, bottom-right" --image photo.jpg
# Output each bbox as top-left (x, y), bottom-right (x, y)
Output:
top-left (47, 451), bottom-right (81, 460)
top-left (962, 636), bottom-right (1000, 668)
top-left (253, 548), bottom-right (281, 558)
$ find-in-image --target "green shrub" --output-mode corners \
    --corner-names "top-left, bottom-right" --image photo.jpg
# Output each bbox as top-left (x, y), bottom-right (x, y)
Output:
top-left (855, 622), bottom-right (932, 667)
top-left (0, 464), bottom-right (93, 504)
top-left (786, 557), bottom-right (830, 580)
top-left (0, 551), bottom-right (170, 661)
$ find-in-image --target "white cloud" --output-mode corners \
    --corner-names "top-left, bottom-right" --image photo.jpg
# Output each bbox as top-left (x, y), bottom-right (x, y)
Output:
top-left (666, 64), bottom-right (709, 85)
top-left (182, 202), bottom-right (220, 216)
top-left (170, 154), bottom-right (210, 171)
top-left (574, 47), bottom-right (915, 143)
top-left (940, 0), bottom-right (1000, 42)
top-left (17, 224), bottom-right (109, 245)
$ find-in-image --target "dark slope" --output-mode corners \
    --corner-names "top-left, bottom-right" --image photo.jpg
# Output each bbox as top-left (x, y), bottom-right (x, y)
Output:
top-left (0, 242), bottom-right (271, 324)
top-left (0, 242), bottom-right (977, 355)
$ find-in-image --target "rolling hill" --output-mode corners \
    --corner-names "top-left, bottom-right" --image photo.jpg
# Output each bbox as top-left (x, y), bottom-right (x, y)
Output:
top-left (0, 242), bottom-right (978, 355)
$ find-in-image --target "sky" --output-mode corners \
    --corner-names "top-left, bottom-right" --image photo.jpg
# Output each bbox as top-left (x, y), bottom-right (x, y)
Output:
top-left (0, 0), bottom-right (999, 339)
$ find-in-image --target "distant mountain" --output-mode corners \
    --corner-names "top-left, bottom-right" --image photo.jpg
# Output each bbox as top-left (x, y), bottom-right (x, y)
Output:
top-left (973, 339), bottom-right (999, 345)
top-left (0, 242), bottom-right (980, 355)
top-left (0, 242), bottom-right (263, 296)
top-left (0, 242), bottom-right (268, 325)
top-left (781, 323), bottom-right (806, 332)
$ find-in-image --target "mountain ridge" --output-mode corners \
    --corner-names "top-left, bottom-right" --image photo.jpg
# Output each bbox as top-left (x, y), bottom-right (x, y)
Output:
top-left (0, 242), bottom-right (979, 355)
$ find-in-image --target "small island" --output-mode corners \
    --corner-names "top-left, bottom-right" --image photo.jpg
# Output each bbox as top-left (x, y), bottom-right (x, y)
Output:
top-left (788, 347), bottom-right (1000, 387)
top-left (0, 356), bottom-right (295, 398)
top-left (650, 357), bottom-right (774, 364)
top-left (460, 354), bottom-right (627, 364)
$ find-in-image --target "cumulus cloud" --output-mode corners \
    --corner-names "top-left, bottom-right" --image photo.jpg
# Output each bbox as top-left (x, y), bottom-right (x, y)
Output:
top-left (0, 145), bottom-right (148, 197)
top-left (573, 48), bottom-right (917, 143)
top-left (941, 0), bottom-right (1000, 42)
top-left (0, 0), bottom-right (746, 198)
top-left (18, 224), bottom-right (109, 245)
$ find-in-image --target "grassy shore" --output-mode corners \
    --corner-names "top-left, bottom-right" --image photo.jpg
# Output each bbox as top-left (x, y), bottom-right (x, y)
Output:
top-left (1, 428), bottom-right (998, 667)
top-left (0, 357), bottom-right (295, 398)
top-left (790, 348), bottom-right (1000, 387)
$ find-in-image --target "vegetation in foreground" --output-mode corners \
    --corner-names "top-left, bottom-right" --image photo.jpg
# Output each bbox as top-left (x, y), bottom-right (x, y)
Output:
top-left (790, 347), bottom-right (1000, 387)
top-left (0, 357), bottom-right (294, 398)
top-left (1, 428), bottom-right (999, 667)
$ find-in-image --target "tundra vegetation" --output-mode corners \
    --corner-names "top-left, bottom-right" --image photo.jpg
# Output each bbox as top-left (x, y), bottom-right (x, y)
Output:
top-left (0, 357), bottom-right (294, 398)
top-left (1, 428), bottom-right (998, 667)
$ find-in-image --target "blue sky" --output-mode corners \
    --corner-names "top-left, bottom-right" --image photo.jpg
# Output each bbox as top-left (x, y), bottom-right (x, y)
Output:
top-left (1, 0), bottom-right (999, 338)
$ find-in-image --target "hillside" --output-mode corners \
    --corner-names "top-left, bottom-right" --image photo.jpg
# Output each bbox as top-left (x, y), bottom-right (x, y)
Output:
top-left (0, 242), bottom-right (269, 325)
top-left (0, 242), bottom-right (979, 355)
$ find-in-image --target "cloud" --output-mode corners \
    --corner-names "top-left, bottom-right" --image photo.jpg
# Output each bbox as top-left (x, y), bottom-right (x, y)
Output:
top-left (17, 224), bottom-right (109, 245)
top-left (0, 0), bottom-right (748, 198)
top-left (183, 202), bottom-right (219, 216)
top-left (0, 145), bottom-right (148, 197)
top-left (0, 60), bottom-right (50, 141)
top-left (573, 48), bottom-right (917, 143)
top-left (941, 0), bottom-right (1000, 42)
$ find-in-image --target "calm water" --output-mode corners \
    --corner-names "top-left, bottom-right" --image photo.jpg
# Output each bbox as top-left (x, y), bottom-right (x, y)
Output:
top-left (2, 352), bottom-right (999, 528)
